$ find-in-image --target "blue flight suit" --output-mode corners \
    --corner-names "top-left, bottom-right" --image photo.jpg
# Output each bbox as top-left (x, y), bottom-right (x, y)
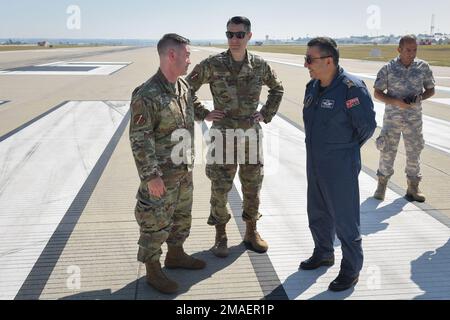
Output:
top-left (302, 67), bottom-right (376, 277)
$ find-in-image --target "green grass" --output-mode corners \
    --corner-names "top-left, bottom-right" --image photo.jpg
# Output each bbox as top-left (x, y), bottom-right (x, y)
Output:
top-left (216, 44), bottom-right (450, 67)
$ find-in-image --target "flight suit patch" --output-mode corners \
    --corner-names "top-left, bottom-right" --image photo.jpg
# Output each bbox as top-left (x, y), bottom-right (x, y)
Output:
top-left (321, 99), bottom-right (335, 109)
top-left (304, 94), bottom-right (313, 108)
top-left (346, 97), bottom-right (360, 109)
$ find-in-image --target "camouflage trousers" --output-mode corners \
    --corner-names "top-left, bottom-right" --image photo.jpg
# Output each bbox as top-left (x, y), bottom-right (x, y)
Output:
top-left (206, 163), bottom-right (263, 225)
top-left (376, 107), bottom-right (425, 181)
top-left (134, 171), bottom-right (193, 263)
top-left (205, 129), bottom-right (264, 225)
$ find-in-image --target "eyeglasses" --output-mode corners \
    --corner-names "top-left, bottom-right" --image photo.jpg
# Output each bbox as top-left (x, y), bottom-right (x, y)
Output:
top-left (226, 31), bottom-right (247, 39)
top-left (304, 55), bottom-right (332, 64)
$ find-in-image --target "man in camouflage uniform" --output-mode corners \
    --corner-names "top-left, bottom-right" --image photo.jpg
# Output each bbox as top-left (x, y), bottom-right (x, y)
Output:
top-left (129, 34), bottom-right (210, 294)
top-left (373, 35), bottom-right (435, 202)
top-left (186, 16), bottom-right (284, 257)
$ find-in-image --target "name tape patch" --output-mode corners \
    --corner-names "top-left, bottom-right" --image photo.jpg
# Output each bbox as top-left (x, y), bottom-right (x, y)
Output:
top-left (321, 99), bottom-right (335, 109)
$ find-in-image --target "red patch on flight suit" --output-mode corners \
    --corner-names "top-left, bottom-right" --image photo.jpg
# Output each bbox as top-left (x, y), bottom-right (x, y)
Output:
top-left (346, 97), bottom-right (360, 109)
top-left (134, 114), bottom-right (146, 126)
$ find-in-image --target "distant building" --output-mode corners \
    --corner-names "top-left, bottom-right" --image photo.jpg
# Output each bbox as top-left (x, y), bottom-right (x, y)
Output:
top-left (417, 33), bottom-right (450, 45)
top-left (37, 41), bottom-right (50, 47)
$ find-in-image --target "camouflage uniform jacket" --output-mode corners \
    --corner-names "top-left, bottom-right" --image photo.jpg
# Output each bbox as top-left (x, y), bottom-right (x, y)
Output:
top-left (186, 50), bottom-right (284, 130)
top-left (374, 57), bottom-right (435, 105)
top-left (129, 69), bottom-right (209, 188)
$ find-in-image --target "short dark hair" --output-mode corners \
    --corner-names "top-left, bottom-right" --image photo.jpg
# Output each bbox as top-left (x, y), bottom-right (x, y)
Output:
top-left (399, 34), bottom-right (417, 48)
top-left (307, 37), bottom-right (339, 66)
top-left (157, 33), bottom-right (190, 56)
top-left (226, 16), bottom-right (251, 32)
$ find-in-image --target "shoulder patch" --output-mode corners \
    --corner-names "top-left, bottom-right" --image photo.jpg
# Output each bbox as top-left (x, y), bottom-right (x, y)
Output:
top-left (133, 114), bottom-right (146, 126)
top-left (346, 97), bottom-right (360, 109)
top-left (304, 94), bottom-right (313, 108)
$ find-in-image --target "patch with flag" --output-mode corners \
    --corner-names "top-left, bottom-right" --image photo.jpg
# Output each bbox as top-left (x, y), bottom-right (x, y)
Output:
top-left (134, 114), bottom-right (146, 126)
top-left (346, 97), bottom-right (360, 109)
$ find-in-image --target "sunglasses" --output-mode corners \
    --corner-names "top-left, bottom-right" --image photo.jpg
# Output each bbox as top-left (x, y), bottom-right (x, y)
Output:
top-left (226, 31), bottom-right (247, 39)
top-left (304, 55), bottom-right (332, 64)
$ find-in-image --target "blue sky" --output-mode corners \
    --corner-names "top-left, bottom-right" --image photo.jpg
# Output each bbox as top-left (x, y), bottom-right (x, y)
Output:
top-left (1, 0), bottom-right (449, 39)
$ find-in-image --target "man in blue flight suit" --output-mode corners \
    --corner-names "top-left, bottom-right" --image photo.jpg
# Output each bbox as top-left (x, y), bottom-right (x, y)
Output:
top-left (300, 37), bottom-right (376, 292)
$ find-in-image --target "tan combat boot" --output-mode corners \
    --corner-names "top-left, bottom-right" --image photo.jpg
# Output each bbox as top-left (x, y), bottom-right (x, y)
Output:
top-left (164, 245), bottom-right (206, 269)
top-left (211, 224), bottom-right (229, 258)
top-left (373, 176), bottom-right (389, 200)
top-left (244, 220), bottom-right (268, 253)
top-left (406, 179), bottom-right (426, 202)
top-left (145, 260), bottom-right (178, 294)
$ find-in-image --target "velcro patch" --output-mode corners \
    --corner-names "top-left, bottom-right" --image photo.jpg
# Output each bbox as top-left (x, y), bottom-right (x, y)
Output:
top-left (346, 97), bottom-right (360, 109)
top-left (321, 99), bottom-right (335, 109)
top-left (189, 72), bottom-right (199, 81)
top-left (134, 114), bottom-right (146, 126)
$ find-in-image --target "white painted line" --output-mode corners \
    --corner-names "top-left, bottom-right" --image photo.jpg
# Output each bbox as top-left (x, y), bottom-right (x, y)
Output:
top-left (0, 61), bottom-right (131, 76)
top-left (65, 61), bottom-right (132, 64)
top-left (36, 61), bottom-right (66, 67)
top-left (348, 72), bottom-right (376, 80)
top-left (373, 102), bottom-right (450, 154)
top-left (230, 114), bottom-right (450, 299)
top-left (429, 98), bottom-right (450, 106)
top-left (0, 101), bottom-right (129, 300)
top-left (432, 86), bottom-right (450, 94)
top-left (264, 58), bottom-right (305, 68)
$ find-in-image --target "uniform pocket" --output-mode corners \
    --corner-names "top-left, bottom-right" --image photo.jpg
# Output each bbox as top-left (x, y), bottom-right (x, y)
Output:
top-left (375, 135), bottom-right (386, 151)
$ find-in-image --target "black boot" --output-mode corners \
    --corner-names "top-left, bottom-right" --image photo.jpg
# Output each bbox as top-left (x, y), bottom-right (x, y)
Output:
top-left (328, 273), bottom-right (359, 292)
top-left (299, 255), bottom-right (334, 270)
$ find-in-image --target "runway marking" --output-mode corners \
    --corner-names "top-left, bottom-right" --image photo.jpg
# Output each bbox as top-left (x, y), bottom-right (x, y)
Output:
top-left (429, 98), bottom-right (450, 106)
top-left (0, 61), bottom-right (131, 75)
top-left (231, 114), bottom-right (450, 299)
top-left (1, 97), bottom-right (448, 299)
top-left (264, 58), bottom-right (306, 68)
top-left (0, 101), bottom-right (129, 299)
top-left (374, 102), bottom-right (450, 154)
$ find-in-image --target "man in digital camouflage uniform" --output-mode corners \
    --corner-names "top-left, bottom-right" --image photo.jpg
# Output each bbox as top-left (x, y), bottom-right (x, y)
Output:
top-left (129, 33), bottom-right (210, 294)
top-left (373, 35), bottom-right (435, 202)
top-left (186, 16), bottom-right (284, 257)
